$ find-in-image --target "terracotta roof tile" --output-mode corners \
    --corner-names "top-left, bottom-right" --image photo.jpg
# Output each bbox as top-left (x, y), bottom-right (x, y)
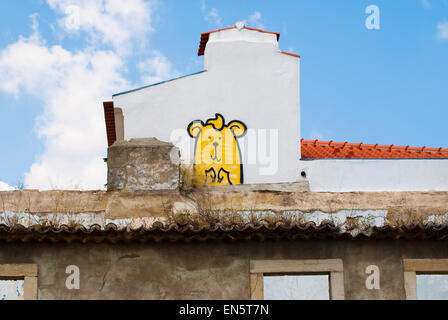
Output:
top-left (198, 26), bottom-right (281, 56)
top-left (1, 222), bottom-right (447, 242)
top-left (301, 139), bottom-right (448, 159)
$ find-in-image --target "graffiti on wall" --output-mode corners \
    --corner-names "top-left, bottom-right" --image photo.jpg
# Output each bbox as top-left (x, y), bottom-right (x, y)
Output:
top-left (187, 113), bottom-right (247, 186)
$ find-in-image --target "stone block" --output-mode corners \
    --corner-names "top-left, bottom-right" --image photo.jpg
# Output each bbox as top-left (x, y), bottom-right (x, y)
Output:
top-left (107, 138), bottom-right (180, 191)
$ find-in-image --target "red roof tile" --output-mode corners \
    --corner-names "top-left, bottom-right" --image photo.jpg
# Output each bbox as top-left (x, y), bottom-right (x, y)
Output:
top-left (198, 26), bottom-right (281, 56)
top-left (301, 139), bottom-right (448, 159)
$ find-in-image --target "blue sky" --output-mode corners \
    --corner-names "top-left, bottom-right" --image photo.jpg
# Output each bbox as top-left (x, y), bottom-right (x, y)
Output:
top-left (0, 0), bottom-right (447, 189)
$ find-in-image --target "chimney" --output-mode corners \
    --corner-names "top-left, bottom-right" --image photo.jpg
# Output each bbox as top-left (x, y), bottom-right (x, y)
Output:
top-left (107, 138), bottom-right (180, 191)
top-left (199, 22), bottom-right (281, 71)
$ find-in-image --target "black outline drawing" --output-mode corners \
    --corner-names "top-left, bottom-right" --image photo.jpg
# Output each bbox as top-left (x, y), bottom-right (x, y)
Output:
top-left (187, 113), bottom-right (247, 185)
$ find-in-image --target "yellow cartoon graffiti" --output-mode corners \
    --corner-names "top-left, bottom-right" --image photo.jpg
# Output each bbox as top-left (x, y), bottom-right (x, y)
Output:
top-left (188, 113), bottom-right (247, 186)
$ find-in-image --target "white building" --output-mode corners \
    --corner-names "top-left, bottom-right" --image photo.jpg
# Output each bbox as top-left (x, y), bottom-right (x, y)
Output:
top-left (104, 23), bottom-right (448, 192)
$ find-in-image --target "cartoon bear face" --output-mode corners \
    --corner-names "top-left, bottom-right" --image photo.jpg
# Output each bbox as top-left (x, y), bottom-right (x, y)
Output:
top-left (188, 113), bottom-right (247, 186)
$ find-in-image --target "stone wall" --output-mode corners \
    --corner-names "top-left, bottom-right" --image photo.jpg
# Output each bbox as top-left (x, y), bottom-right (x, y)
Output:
top-left (107, 138), bottom-right (180, 191)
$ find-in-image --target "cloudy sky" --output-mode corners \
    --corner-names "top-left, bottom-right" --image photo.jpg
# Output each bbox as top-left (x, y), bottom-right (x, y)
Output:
top-left (0, 0), bottom-right (447, 190)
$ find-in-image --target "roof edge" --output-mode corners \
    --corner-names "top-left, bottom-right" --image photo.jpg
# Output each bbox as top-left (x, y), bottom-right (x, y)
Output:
top-left (281, 51), bottom-right (301, 58)
top-left (198, 26), bottom-right (281, 56)
top-left (2, 222), bottom-right (448, 242)
top-left (112, 70), bottom-right (207, 98)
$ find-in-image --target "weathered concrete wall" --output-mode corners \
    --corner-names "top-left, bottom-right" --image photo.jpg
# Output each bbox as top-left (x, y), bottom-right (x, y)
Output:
top-left (0, 191), bottom-right (448, 226)
top-left (1, 240), bottom-right (448, 300)
top-left (1, 190), bottom-right (447, 222)
top-left (107, 138), bottom-right (180, 191)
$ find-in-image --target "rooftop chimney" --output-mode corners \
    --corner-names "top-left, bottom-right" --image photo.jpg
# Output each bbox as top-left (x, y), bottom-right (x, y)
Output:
top-left (107, 138), bottom-right (180, 191)
top-left (199, 23), bottom-right (281, 70)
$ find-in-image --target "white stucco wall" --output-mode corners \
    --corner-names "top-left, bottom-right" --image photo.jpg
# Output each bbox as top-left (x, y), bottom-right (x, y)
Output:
top-left (300, 159), bottom-right (448, 192)
top-left (113, 27), bottom-right (300, 184)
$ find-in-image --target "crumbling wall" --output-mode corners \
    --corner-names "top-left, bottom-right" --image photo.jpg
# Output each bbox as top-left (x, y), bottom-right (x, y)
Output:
top-left (0, 189), bottom-right (447, 223)
top-left (107, 138), bottom-right (180, 191)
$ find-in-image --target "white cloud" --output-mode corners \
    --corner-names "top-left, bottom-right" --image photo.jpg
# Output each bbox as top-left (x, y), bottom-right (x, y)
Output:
top-left (437, 22), bottom-right (448, 40)
top-left (0, 23), bottom-right (128, 190)
top-left (47, 0), bottom-right (153, 55)
top-left (246, 11), bottom-right (264, 30)
top-left (0, 1), bottom-right (158, 190)
top-left (201, 1), bottom-right (223, 28)
top-left (0, 181), bottom-right (15, 191)
top-left (205, 8), bottom-right (223, 27)
top-left (138, 51), bottom-right (178, 85)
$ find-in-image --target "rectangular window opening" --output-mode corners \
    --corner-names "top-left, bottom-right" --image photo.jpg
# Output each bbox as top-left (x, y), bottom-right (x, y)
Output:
top-left (0, 279), bottom-right (25, 300)
top-left (416, 274), bottom-right (448, 300)
top-left (263, 274), bottom-right (330, 300)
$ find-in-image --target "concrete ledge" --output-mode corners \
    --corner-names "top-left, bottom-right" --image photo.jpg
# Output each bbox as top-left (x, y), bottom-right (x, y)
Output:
top-left (0, 188), bottom-right (447, 222)
top-left (196, 181), bottom-right (310, 192)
